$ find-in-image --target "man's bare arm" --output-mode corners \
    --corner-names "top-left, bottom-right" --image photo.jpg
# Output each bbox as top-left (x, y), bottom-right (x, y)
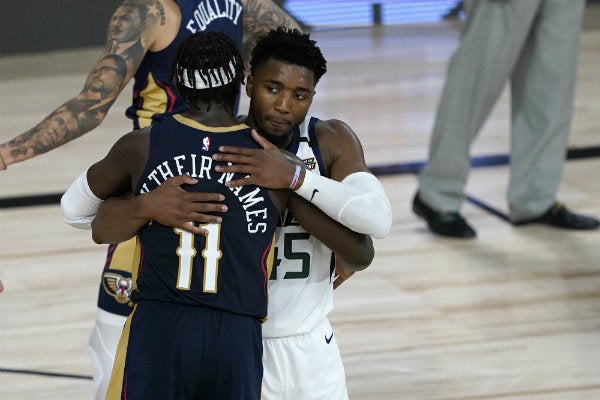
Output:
top-left (91, 175), bottom-right (228, 244)
top-left (241, 0), bottom-right (302, 68)
top-left (0, 0), bottom-right (168, 169)
top-left (333, 256), bottom-right (356, 290)
top-left (214, 125), bottom-right (393, 238)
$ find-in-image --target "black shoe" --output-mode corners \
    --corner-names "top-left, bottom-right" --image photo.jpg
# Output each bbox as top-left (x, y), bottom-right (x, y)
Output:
top-left (513, 202), bottom-right (599, 230)
top-left (412, 192), bottom-right (476, 238)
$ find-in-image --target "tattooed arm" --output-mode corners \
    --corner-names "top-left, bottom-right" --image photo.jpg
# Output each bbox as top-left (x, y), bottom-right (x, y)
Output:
top-left (241, 0), bottom-right (302, 68)
top-left (0, 0), bottom-right (178, 170)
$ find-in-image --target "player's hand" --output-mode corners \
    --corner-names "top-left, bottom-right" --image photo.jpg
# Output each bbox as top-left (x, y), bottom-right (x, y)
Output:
top-left (212, 129), bottom-right (301, 189)
top-left (0, 278), bottom-right (4, 293)
top-left (139, 175), bottom-right (228, 235)
top-left (333, 256), bottom-right (356, 290)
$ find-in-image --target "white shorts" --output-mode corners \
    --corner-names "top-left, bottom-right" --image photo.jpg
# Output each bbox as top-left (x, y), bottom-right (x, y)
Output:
top-left (262, 318), bottom-right (349, 400)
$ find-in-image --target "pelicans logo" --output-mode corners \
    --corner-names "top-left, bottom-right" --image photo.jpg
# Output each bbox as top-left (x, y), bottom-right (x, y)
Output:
top-left (102, 272), bottom-right (134, 304)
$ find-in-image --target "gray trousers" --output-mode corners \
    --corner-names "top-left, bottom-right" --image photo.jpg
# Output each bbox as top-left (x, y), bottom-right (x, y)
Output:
top-left (418, 0), bottom-right (585, 221)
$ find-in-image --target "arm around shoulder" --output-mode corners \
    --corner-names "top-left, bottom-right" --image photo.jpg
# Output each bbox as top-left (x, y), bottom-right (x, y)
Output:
top-left (286, 194), bottom-right (374, 270)
top-left (295, 170), bottom-right (392, 238)
top-left (62, 129), bottom-right (149, 243)
top-left (294, 119), bottom-right (393, 238)
top-left (61, 169), bottom-right (104, 230)
top-left (60, 168), bottom-right (150, 244)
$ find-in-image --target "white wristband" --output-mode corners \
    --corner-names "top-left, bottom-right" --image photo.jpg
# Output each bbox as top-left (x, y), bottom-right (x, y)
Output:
top-left (289, 164), bottom-right (302, 189)
top-left (295, 167), bottom-right (314, 195)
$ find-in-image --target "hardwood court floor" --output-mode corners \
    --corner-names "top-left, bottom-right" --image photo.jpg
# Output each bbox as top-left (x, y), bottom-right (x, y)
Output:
top-left (1, 7), bottom-right (600, 400)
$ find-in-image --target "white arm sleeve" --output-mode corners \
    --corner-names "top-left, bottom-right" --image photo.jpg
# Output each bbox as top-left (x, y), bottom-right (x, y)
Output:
top-left (295, 171), bottom-right (392, 238)
top-left (61, 169), bottom-right (103, 230)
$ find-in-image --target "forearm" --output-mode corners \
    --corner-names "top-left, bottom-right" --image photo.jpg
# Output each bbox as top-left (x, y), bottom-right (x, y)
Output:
top-left (287, 195), bottom-right (374, 270)
top-left (242, 0), bottom-right (302, 67)
top-left (0, 96), bottom-right (109, 169)
top-left (92, 196), bottom-right (151, 244)
top-left (333, 256), bottom-right (356, 290)
top-left (212, 132), bottom-right (392, 238)
top-left (61, 169), bottom-right (144, 243)
top-left (295, 171), bottom-right (393, 239)
top-left (243, 0), bottom-right (302, 34)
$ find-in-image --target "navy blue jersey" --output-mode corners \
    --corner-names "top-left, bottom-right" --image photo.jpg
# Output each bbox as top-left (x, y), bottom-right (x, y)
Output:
top-left (125, 0), bottom-right (244, 129)
top-left (133, 114), bottom-right (278, 319)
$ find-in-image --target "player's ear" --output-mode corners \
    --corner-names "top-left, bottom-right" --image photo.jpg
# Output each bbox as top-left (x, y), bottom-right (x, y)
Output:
top-left (245, 75), bottom-right (254, 96)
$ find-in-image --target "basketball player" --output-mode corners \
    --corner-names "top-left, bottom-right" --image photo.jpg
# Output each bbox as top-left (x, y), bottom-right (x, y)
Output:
top-left (1, 2), bottom-right (300, 398)
top-left (217, 28), bottom-right (391, 399)
top-left (82, 27), bottom-right (393, 399)
top-left (64, 31), bottom-right (291, 399)
top-left (0, 0), bottom-right (300, 161)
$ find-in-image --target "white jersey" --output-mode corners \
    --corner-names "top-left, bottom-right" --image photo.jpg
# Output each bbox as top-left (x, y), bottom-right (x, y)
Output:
top-left (262, 116), bottom-right (334, 338)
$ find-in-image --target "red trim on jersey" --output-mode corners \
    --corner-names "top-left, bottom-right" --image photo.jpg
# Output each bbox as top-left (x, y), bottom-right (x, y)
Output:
top-left (123, 370), bottom-right (128, 399)
top-left (154, 79), bottom-right (178, 112)
top-left (104, 243), bottom-right (117, 270)
top-left (138, 243), bottom-right (144, 273)
top-left (260, 242), bottom-right (272, 293)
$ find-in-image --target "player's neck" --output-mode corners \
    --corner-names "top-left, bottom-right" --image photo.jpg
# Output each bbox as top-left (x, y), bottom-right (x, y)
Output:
top-left (183, 103), bottom-right (237, 127)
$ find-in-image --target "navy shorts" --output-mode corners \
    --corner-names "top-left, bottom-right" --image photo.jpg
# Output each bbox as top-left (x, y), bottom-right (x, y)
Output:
top-left (108, 300), bottom-right (263, 400)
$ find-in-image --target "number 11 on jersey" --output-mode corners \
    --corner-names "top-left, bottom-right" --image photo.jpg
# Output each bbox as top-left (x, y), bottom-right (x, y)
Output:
top-left (174, 223), bottom-right (223, 292)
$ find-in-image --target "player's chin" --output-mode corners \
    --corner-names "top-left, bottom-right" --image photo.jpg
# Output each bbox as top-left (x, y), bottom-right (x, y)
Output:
top-left (264, 119), bottom-right (291, 133)
top-left (261, 130), bottom-right (291, 148)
